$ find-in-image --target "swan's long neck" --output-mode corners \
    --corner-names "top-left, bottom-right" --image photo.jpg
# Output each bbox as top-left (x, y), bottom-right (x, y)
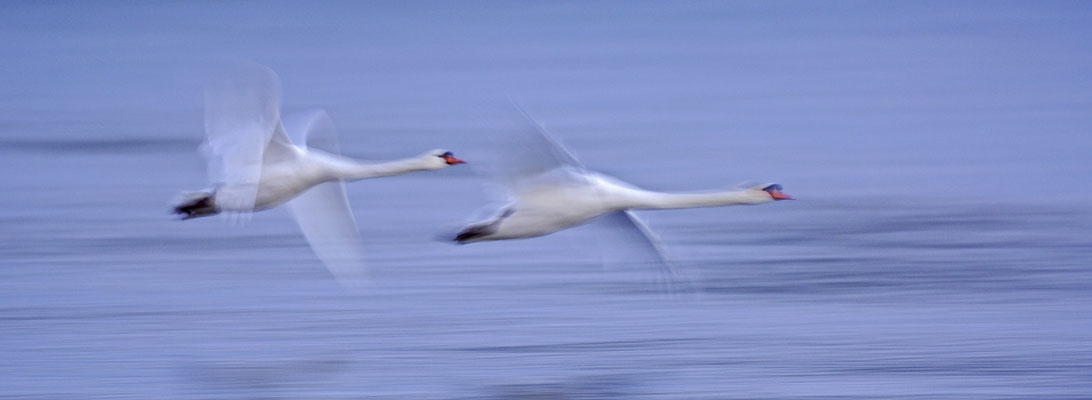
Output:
top-left (319, 154), bottom-right (433, 181)
top-left (623, 189), bottom-right (770, 210)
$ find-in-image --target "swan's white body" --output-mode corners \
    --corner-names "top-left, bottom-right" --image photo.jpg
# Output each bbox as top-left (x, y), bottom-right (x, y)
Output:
top-left (204, 127), bottom-right (456, 214)
top-left (175, 63), bottom-right (461, 284)
top-left (459, 167), bottom-right (780, 242)
top-left (454, 106), bottom-right (791, 274)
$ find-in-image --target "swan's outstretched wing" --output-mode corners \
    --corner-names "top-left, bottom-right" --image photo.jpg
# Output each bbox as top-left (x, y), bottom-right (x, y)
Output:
top-left (287, 181), bottom-right (368, 286)
top-left (281, 110), bottom-right (340, 154)
top-left (509, 101), bottom-right (585, 170)
top-left (201, 62), bottom-right (283, 211)
top-left (282, 111), bottom-right (368, 285)
top-left (594, 211), bottom-right (681, 284)
top-left (486, 101), bottom-right (590, 202)
top-left (494, 102), bottom-right (586, 181)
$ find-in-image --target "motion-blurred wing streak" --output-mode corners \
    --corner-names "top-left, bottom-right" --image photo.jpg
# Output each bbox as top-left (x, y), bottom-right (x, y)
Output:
top-left (282, 109), bottom-right (367, 285)
top-left (282, 110), bottom-right (341, 154)
top-left (490, 101), bottom-right (589, 197)
top-left (201, 62), bottom-right (283, 212)
top-left (287, 182), bottom-right (368, 284)
top-left (595, 210), bottom-right (677, 278)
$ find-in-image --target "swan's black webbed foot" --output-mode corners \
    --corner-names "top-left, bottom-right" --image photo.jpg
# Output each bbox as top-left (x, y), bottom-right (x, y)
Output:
top-left (173, 192), bottom-right (218, 220)
top-left (453, 225), bottom-right (492, 243)
top-left (453, 207), bottom-right (514, 243)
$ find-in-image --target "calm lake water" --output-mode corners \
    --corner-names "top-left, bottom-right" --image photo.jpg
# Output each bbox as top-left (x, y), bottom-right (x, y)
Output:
top-left (2, 2), bottom-right (1091, 398)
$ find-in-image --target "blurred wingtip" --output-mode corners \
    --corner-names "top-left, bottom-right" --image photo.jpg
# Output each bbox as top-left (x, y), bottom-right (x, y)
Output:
top-left (431, 228), bottom-right (463, 245)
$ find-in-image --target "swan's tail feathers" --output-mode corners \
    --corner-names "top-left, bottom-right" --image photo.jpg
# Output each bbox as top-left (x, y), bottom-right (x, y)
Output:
top-left (173, 191), bottom-right (219, 220)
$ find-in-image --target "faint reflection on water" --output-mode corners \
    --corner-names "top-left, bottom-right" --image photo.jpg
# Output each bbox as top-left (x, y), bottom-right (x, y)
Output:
top-left (180, 358), bottom-right (349, 398)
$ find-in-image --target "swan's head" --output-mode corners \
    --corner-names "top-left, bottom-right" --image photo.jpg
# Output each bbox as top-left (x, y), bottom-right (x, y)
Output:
top-left (420, 149), bottom-right (466, 169)
top-left (761, 183), bottom-right (794, 200)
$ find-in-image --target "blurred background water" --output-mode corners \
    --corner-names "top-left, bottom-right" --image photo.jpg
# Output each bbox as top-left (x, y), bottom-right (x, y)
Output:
top-left (2, 1), bottom-right (1091, 398)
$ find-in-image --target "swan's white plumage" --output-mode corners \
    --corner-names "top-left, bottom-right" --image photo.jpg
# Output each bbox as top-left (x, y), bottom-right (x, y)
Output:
top-left (456, 104), bottom-right (790, 279)
top-left (201, 63), bottom-right (284, 213)
top-left (281, 111), bottom-right (368, 284)
top-left (457, 105), bottom-right (672, 273)
top-left (283, 110), bottom-right (340, 153)
top-left (486, 103), bottom-right (587, 198)
top-left (181, 62), bottom-right (463, 285)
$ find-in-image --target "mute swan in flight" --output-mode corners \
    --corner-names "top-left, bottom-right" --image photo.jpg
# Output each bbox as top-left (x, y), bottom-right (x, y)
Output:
top-left (452, 106), bottom-right (791, 270)
top-left (173, 62), bottom-right (465, 283)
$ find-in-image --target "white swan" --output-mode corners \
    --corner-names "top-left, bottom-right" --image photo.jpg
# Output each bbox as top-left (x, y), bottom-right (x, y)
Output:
top-left (453, 106), bottom-right (791, 254)
top-left (173, 63), bottom-right (464, 283)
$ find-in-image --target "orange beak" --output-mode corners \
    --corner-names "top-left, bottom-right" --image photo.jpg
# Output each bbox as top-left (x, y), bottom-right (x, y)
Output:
top-left (768, 188), bottom-right (794, 200)
top-left (442, 154), bottom-right (466, 164)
